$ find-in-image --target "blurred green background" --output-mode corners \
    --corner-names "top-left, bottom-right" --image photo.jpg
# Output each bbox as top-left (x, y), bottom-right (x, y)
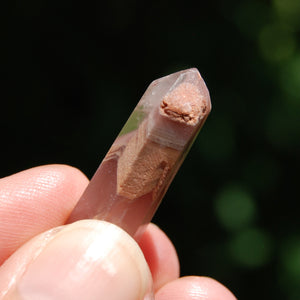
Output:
top-left (1, 0), bottom-right (300, 299)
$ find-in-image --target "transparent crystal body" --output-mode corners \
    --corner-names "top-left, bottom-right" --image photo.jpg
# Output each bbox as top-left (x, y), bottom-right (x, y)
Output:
top-left (67, 68), bottom-right (211, 240)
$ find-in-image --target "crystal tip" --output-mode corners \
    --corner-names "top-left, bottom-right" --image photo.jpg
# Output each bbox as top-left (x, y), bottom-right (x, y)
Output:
top-left (159, 68), bottom-right (211, 125)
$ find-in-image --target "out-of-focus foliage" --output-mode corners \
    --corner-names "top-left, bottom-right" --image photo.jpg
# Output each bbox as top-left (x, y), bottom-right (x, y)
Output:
top-left (1, 0), bottom-right (299, 299)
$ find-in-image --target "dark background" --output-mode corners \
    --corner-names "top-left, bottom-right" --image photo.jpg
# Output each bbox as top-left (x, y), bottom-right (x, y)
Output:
top-left (1, 0), bottom-right (300, 299)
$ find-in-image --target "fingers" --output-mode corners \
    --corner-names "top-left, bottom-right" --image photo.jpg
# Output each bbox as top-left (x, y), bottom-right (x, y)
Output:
top-left (0, 165), bottom-right (237, 300)
top-left (0, 220), bottom-right (153, 300)
top-left (139, 224), bottom-right (180, 291)
top-left (0, 163), bottom-right (181, 295)
top-left (0, 165), bottom-right (89, 265)
top-left (139, 226), bottom-right (237, 300)
top-left (155, 276), bottom-right (237, 300)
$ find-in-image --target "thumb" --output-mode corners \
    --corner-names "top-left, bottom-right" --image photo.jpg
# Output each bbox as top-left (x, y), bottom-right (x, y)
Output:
top-left (0, 220), bottom-right (153, 300)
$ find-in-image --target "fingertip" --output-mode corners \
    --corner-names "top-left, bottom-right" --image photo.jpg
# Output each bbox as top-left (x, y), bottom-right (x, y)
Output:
top-left (29, 164), bottom-right (89, 204)
top-left (1, 220), bottom-right (153, 300)
top-left (139, 224), bottom-right (180, 291)
top-left (40, 164), bottom-right (89, 214)
top-left (0, 164), bottom-right (89, 264)
top-left (155, 276), bottom-right (237, 300)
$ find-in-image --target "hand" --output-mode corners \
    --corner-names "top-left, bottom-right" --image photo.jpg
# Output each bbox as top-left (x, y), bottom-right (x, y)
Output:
top-left (0, 165), bottom-right (236, 300)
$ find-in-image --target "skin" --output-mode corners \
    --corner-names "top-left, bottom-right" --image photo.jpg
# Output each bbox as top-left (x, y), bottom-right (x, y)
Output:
top-left (0, 165), bottom-right (237, 300)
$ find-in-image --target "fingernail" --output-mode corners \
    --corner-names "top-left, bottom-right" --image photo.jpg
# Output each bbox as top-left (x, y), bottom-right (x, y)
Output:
top-left (16, 220), bottom-right (153, 300)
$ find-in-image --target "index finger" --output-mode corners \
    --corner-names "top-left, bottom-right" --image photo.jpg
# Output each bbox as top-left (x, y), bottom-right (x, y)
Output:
top-left (0, 165), bottom-right (88, 265)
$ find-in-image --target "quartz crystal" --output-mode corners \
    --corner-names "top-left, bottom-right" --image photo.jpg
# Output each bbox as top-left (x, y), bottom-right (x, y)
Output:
top-left (67, 68), bottom-right (211, 240)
